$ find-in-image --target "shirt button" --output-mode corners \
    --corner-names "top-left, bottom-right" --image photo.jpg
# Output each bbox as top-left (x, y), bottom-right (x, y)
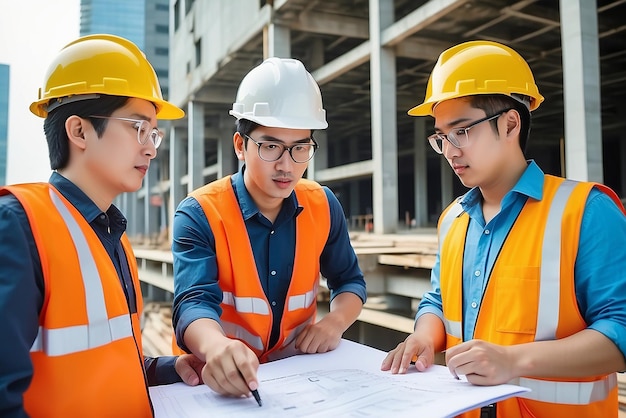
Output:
top-left (100, 214), bottom-right (106, 220)
top-left (270, 271), bottom-right (276, 276)
top-left (484, 229), bottom-right (490, 235)
top-left (271, 301), bottom-right (277, 306)
top-left (270, 230), bottom-right (275, 235)
top-left (474, 270), bottom-right (481, 277)
top-left (471, 301), bottom-right (478, 309)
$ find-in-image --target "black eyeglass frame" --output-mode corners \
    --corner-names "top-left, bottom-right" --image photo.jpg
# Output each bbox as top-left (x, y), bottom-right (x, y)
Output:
top-left (242, 133), bottom-right (319, 163)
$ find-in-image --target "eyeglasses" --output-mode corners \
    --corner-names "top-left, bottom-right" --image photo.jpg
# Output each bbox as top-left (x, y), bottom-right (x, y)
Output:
top-left (89, 116), bottom-right (164, 149)
top-left (243, 134), bottom-right (318, 163)
top-left (427, 108), bottom-right (512, 154)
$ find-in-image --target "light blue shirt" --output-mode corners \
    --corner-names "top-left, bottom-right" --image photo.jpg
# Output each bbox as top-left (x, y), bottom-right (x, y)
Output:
top-left (417, 161), bottom-right (626, 357)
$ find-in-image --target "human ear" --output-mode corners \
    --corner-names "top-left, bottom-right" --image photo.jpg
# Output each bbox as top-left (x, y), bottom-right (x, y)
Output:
top-left (65, 115), bottom-right (88, 150)
top-left (233, 132), bottom-right (245, 161)
top-left (505, 109), bottom-right (521, 138)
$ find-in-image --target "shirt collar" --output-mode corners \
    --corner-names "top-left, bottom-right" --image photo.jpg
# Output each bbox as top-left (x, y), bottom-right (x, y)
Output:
top-left (49, 171), bottom-right (127, 229)
top-left (460, 160), bottom-right (545, 210)
top-left (231, 165), bottom-right (301, 222)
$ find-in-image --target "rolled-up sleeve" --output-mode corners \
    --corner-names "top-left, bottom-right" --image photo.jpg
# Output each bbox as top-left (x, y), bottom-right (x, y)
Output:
top-left (319, 188), bottom-right (367, 303)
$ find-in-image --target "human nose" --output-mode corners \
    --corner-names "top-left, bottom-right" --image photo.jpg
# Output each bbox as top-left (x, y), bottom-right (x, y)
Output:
top-left (442, 139), bottom-right (460, 159)
top-left (275, 146), bottom-right (295, 166)
top-left (143, 140), bottom-right (157, 159)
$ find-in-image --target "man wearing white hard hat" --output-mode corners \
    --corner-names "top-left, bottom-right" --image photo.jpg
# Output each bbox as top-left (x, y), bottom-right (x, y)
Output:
top-left (171, 58), bottom-right (367, 400)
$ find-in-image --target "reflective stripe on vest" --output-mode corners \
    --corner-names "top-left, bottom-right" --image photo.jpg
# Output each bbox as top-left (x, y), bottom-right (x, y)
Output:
top-left (287, 289), bottom-right (317, 311)
top-left (440, 180), bottom-right (577, 342)
top-left (222, 292), bottom-right (270, 315)
top-left (30, 189), bottom-right (133, 356)
top-left (221, 320), bottom-right (265, 351)
top-left (220, 288), bottom-right (317, 351)
top-left (510, 374), bottom-right (617, 405)
top-left (222, 290), bottom-right (317, 315)
top-left (536, 179), bottom-right (576, 341)
top-left (439, 200), bottom-right (464, 340)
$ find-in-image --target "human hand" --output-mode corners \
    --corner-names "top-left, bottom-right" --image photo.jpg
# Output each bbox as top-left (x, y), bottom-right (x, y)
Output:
top-left (380, 333), bottom-right (435, 374)
top-left (445, 339), bottom-right (515, 385)
top-left (294, 317), bottom-right (343, 354)
top-left (201, 337), bottom-right (260, 397)
top-left (175, 353), bottom-right (205, 386)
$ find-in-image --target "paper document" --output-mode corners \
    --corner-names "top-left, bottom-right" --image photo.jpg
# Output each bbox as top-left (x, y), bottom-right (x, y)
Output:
top-left (150, 339), bottom-right (529, 418)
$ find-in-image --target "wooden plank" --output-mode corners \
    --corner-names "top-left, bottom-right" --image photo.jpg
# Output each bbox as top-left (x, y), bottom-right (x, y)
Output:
top-left (378, 253), bottom-right (436, 269)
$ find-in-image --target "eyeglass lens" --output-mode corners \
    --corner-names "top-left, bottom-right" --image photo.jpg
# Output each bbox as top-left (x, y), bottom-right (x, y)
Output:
top-left (258, 142), bottom-right (315, 163)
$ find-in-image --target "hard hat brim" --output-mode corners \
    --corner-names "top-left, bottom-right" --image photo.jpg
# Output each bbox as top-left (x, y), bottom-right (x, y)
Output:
top-left (229, 110), bottom-right (328, 130)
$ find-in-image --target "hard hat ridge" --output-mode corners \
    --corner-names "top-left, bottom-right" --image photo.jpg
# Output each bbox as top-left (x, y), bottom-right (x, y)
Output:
top-left (230, 57), bottom-right (328, 130)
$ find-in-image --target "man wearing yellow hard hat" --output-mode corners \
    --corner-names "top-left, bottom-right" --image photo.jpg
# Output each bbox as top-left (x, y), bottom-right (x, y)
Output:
top-left (0, 34), bottom-right (204, 417)
top-left (382, 40), bottom-right (626, 417)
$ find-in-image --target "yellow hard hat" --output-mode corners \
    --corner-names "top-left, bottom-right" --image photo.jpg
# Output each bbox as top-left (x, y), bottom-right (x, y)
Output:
top-left (408, 40), bottom-right (544, 116)
top-left (30, 34), bottom-right (184, 119)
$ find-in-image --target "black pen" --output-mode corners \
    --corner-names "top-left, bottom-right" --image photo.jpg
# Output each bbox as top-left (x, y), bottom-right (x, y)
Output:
top-left (251, 389), bottom-right (262, 407)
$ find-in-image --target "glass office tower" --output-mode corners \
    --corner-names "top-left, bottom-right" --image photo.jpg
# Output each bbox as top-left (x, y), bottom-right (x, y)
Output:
top-left (0, 64), bottom-right (9, 186)
top-left (79, 0), bottom-right (172, 239)
top-left (79, 0), bottom-right (170, 98)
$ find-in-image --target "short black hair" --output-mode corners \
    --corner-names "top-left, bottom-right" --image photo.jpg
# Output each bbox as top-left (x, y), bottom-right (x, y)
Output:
top-left (43, 95), bottom-right (130, 170)
top-left (235, 119), bottom-right (261, 150)
top-left (234, 119), bottom-right (315, 150)
top-left (468, 94), bottom-right (532, 153)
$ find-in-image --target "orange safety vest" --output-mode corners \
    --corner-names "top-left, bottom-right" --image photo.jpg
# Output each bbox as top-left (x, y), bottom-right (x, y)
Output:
top-left (438, 176), bottom-right (622, 418)
top-left (176, 176), bottom-right (331, 363)
top-left (1, 184), bottom-right (152, 418)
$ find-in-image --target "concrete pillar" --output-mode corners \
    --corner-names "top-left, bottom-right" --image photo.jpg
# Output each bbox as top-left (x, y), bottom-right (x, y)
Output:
top-left (169, 125), bottom-right (185, 231)
top-left (413, 118), bottom-right (428, 227)
top-left (307, 130), bottom-right (327, 180)
top-left (118, 192), bottom-right (132, 235)
top-left (307, 38), bottom-right (326, 181)
top-left (369, 0), bottom-right (398, 233)
top-left (264, 23), bottom-right (290, 58)
top-left (187, 100), bottom-right (205, 193)
top-left (218, 115), bottom-right (236, 177)
top-left (440, 157), bottom-right (453, 213)
top-left (144, 163), bottom-right (159, 245)
top-left (559, 0), bottom-right (603, 182)
top-left (133, 192), bottom-right (144, 242)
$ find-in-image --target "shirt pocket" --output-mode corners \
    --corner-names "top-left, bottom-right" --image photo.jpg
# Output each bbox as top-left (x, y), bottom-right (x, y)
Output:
top-left (494, 266), bottom-right (540, 335)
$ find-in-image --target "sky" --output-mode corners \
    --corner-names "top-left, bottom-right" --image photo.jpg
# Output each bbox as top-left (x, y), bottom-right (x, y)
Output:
top-left (0, 0), bottom-right (80, 184)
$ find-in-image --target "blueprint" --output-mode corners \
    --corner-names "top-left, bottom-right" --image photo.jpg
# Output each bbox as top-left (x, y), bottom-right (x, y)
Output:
top-left (150, 340), bottom-right (530, 418)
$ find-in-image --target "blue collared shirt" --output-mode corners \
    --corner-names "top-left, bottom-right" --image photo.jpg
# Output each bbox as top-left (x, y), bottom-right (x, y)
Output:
top-left (0, 172), bottom-right (178, 418)
top-left (418, 161), bottom-right (626, 356)
top-left (172, 167), bottom-right (367, 351)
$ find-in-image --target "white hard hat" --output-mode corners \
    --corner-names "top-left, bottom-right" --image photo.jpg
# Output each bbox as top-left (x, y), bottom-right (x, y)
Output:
top-left (229, 57), bottom-right (328, 129)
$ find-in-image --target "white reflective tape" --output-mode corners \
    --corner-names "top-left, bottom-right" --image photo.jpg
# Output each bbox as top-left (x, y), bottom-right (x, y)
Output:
top-left (288, 290), bottom-right (316, 311)
top-left (221, 321), bottom-right (265, 350)
top-left (49, 189), bottom-right (109, 327)
top-left (438, 200), bottom-right (464, 254)
top-left (30, 314), bottom-right (133, 356)
top-left (444, 318), bottom-right (462, 340)
top-left (222, 292), bottom-right (235, 307)
top-left (511, 374), bottom-right (616, 405)
top-left (536, 180), bottom-right (577, 341)
top-left (222, 292), bottom-right (270, 315)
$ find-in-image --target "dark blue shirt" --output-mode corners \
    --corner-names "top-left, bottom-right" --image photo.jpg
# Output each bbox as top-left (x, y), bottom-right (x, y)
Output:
top-left (0, 172), bottom-right (179, 418)
top-left (172, 167), bottom-right (367, 351)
